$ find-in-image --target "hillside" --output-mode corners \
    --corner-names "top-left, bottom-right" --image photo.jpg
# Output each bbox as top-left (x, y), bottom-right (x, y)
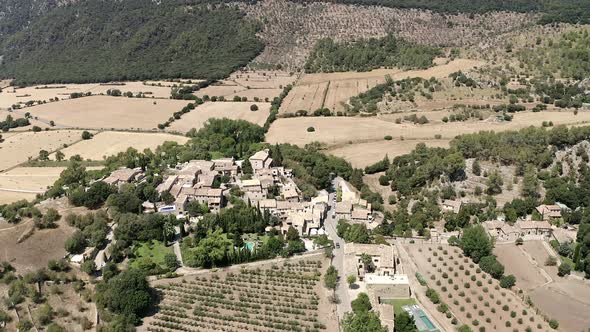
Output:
top-left (0, 0), bottom-right (263, 85)
top-left (290, 0), bottom-right (590, 24)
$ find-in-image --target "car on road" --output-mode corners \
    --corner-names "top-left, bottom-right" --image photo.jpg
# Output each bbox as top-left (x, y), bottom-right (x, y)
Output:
top-left (335, 243), bottom-right (340, 249)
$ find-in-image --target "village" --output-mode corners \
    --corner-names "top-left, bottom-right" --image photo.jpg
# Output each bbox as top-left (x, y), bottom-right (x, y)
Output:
top-left (79, 147), bottom-right (582, 332)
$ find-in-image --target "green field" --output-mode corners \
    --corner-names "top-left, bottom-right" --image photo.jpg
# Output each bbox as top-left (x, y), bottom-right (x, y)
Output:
top-left (130, 240), bottom-right (174, 270)
top-left (383, 298), bottom-right (417, 315)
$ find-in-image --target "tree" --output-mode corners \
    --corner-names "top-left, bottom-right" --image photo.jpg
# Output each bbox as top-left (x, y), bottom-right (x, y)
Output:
top-left (160, 191), bottom-right (175, 205)
top-left (558, 262), bottom-right (572, 276)
top-left (47, 323), bottom-right (66, 332)
top-left (80, 260), bottom-right (96, 275)
top-left (472, 159), bottom-right (481, 176)
top-left (458, 325), bottom-right (473, 332)
top-left (81, 131), bottom-right (93, 140)
top-left (479, 255), bottom-right (505, 279)
top-left (324, 265), bottom-right (338, 290)
top-left (343, 292), bottom-right (387, 332)
top-left (344, 224), bottom-right (370, 243)
top-left (55, 150), bottom-right (65, 162)
top-left (95, 270), bottom-right (154, 325)
top-left (250, 104), bottom-right (259, 111)
top-left (342, 310), bottom-right (388, 332)
top-left (360, 253), bottom-right (375, 273)
top-left (64, 231), bottom-right (87, 254)
top-left (394, 310), bottom-right (418, 332)
top-left (486, 170), bottom-right (504, 195)
top-left (164, 253), bottom-right (179, 271)
top-left (461, 225), bottom-right (492, 263)
top-left (347, 274), bottom-right (357, 288)
top-left (39, 149), bottom-right (50, 160)
top-left (500, 274), bottom-right (516, 288)
top-left (285, 226), bottom-right (300, 241)
top-left (192, 228), bottom-right (232, 268)
top-left (351, 292), bottom-right (372, 313)
top-left (521, 164), bottom-right (539, 198)
top-left (36, 303), bottom-right (54, 325)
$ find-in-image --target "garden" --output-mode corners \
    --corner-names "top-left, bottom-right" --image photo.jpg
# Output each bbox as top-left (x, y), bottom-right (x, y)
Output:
top-left (145, 259), bottom-right (335, 332)
top-left (406, 244), bottom-right (556, 332)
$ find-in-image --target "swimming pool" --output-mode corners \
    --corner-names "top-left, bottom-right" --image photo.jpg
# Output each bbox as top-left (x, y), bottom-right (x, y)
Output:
top-left (402, 304), bottom-right (438, 332)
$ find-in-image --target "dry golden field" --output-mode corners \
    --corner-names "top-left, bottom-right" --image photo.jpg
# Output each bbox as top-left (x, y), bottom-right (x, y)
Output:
top-left (266, 110), bottom-right (590, 146)
top-left (53, 131), bottom-right (189, 160)
top-left (279, 82), bottom-right (329, 114)
top-left (280, 59), bottom-right (485, 114)
top-left (229, 69), bottom-right (297, 89)
top-left (0, 167), bottom-right (66, 193)
top-left (22, 96), bottom-right (190, 130)
top-left (496, 241), bottom-right (590, 332)
top-left (0, 130), bottom-right (86, 171)
top-left (194, 70), bottom-right (296, 101)
top-left (0, 109), bottom-right (49, 130)
top-left (327, 139), bottom-right (451, 168)
top-left (167, 101), bottom-right (271, 133)
top-left (0, 81), bottom-right (174, 108)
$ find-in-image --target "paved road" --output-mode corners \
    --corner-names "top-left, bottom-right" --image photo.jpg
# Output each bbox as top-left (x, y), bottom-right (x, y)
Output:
top-left (324, 177), bottom-right (351, 319)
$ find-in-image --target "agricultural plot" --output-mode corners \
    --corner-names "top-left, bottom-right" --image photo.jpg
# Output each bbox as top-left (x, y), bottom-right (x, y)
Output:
top-left (0, 166), bottom-right (101, 204)
top-left (0, 130), bottom-right (85, 171)
top-left (167, 102), bottom-right (271, 133)
top-left (0, 166), bottom-right (67, 193)
top-left (496, 241), bottom-right (590, 332)
top-left (266, 110), bottom-right (590, 146)
top-left (54, 131), bottom-right (189, 160)
top-left (280, 59), bottom-right (485, 114)
top-left (327, 138), bottom-right (451, 168)
top-left (279, 82), bottom-right (329, 114)
top-left (0, 81), bottom-right (174, 108)
top-left (0, 109), bottom-right (48, 130)
top-left (229, 70), bottom-right (297, 89)
top-left (144, 258), bottom-right (337, 332)
top-left (21, 96), bottom-right (190, 130)
top-left (405, 244), bottom-right (553, 332)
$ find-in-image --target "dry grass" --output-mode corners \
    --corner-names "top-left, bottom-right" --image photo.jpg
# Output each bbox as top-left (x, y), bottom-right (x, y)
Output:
top-left (22, 96), bottom-right (190, 130)
top-left (0, 109), bottom-right (49, 130)
top-left (53, 131), bottom-right (189, 160)
top-left (0, 81), bottom-right (174, 109)
top-left (495, 241), bottom-right (590, 332)
top-left (281, 59), bottom-right (484, 114)
top-left (167, 101), bottom-right (271, 133)
top-left (266, 110), bottom-right (590, 146)
top-left (0, 167), bottom-right (68, 192)
top-left (0, 218), bottom-right (75, 273)
top-left (0, 191), bottom-right (38, 205)
top-left (327, 139), bottom-right (451, 168)
top-left (0, 130), bottom-right (86, 171)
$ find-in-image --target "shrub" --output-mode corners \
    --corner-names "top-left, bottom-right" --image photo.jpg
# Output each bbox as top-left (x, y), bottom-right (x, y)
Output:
top-left (500, 275), bottom-right (516, 289)
top-left (545, 256), bottom-right (557, 266)
top-left (306, 126), bottom-right (315, 132)
top-left (549, 319), bottom-right (559, 329)
top-left (384, 135), bottom-right (393, 140)
top-left (558, 262), bottom-right (572, 276)
top-left (426, 288), bottom-right (440, 304)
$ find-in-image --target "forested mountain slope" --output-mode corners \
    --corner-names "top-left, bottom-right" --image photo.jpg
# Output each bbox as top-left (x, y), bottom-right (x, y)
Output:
top-left (0, 0), bottom-right (69, 38)
top-left (0, 0), bottom-right (263, 85)
top-left (289, 0), bottom-right (590, 24)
